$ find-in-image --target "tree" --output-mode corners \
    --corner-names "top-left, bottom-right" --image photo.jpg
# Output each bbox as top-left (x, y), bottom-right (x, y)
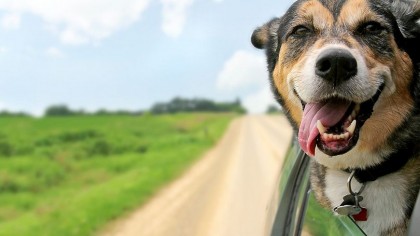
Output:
top-left (150, 97), bottom-right (247, 114)
top-left (44, 105), bottom-right (75, 116)
top-left (0, 110), bottom-right (30, 117)
top-left (266, 104), bottom-right (283, 114)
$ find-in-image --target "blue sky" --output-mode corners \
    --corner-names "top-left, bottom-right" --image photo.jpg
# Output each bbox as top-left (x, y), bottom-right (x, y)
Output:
top-left (0, 0), bottom-right (294, 116)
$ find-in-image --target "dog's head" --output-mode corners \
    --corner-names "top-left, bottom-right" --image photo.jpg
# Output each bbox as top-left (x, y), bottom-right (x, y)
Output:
top-left (252, 0), bottom-right (420, 168)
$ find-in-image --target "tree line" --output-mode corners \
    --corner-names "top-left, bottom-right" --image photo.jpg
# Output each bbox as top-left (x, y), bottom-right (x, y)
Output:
top-left (0, 97), bottom-right (247, 117)
top-left (43, 105), bottom-right (144, 117)
top-left (0, 111), bottom-right (31, 117)
top-left (150, 97), bottom-right (246, 114)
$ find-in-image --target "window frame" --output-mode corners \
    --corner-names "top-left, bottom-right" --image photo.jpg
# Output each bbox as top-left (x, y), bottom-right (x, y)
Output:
top-left (270, 140), bottom-right (367, 236)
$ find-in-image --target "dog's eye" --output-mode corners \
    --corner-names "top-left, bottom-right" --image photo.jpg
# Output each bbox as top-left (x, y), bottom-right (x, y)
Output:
top-left (291, 25), bottom-right (312, 37)
top-left (359, 22), bottom-right (386, 35)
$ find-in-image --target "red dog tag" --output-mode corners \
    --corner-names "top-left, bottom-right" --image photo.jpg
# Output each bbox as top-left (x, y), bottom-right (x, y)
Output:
top-left (352, 207), bottom-right (368, 221)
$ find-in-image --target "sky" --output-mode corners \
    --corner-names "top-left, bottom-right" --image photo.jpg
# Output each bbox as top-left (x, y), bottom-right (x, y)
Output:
top-left (0, 0), bottom-right (295, 116)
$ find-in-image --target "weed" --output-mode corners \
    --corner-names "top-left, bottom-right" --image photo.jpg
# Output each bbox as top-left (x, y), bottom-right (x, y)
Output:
top-left (0, 113), bottom-right (235, 236)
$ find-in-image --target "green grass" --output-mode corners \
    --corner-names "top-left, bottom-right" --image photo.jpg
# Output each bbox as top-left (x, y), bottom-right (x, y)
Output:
top-left (304, 194), bottom-right (365, 236)
top-left (0, 113), bottom-right (235, 236)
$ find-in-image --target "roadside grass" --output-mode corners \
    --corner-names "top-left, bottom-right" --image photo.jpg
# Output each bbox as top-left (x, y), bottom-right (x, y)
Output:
top-left (0, 113), bottom-right (235, 236)
top-left (304, 193), bottom-right (364, 236)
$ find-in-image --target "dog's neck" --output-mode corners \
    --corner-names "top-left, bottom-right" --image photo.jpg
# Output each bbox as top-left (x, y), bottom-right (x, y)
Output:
top-left (343, 149), bottom-right (413, 183)
top-left (312, 139), bottom-right (419, 183)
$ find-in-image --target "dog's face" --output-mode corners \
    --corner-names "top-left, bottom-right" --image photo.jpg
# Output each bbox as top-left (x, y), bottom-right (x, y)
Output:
top-left (253, 0), bottom-right (420, 167)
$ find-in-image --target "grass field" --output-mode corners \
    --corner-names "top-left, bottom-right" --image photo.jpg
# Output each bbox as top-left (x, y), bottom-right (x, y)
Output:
top-left (0, 113), bottom-right (235, 236)
top-left (304, 193), bottom-right (364, 236)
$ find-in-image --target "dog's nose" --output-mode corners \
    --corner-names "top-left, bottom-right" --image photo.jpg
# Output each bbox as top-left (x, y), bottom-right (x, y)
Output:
top-left (315, 48), bottom-right (357, 86)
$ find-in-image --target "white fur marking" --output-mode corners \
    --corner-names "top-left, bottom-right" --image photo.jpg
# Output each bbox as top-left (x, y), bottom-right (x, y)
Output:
top-left (325, 169), bottom-right (408, 236)
top-left (314, 144), bottom-right (391, 170)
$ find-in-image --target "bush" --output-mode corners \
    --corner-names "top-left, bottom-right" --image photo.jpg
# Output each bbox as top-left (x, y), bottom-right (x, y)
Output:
top-left (150, 97), bottom-right (247, 114)
top-left (57, 130), bottom-right (101, 143)
top-left (44, 105), bottom-right (76, 116)
top-left (136, 145), bottom-right (148, 154)
top-left (86, 140), bottom-right (112, 156)
top-left (0, 141), bottom-right (13, 157)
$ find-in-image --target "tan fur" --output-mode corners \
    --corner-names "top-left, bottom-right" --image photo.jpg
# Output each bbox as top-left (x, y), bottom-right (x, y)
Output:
top-left (273, 0), bottom-right (415, 154)
top-left (299, 0), bottom-right (334, 31)
top-left (272, 1), bottom-right (335, 126)
top-left (273, 45), bottom-right (303, 125)
top-left (339, 0), bottom-right (377, 28)
top-left (359, 50), bottom-right (414, 152)
top-left (253, 0), bottom-right (420, 234)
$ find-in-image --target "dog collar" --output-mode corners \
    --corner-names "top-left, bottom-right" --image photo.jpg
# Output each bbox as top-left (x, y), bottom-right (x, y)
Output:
top-left (344, 149), bottom-right (413, 183)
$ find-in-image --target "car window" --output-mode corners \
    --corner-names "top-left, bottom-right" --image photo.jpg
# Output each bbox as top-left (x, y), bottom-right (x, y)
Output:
top-left (269, 140), bottom-right (311, 236)
top-left (408, 191), bottom-right (420, 235)
top-left (302, 188), bottom-right (367, 236)
top-left (270, 140), bottom-right (367, 236)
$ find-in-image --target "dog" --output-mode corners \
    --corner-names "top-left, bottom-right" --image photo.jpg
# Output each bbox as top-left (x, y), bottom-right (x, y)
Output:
top-left (252, 0), bottom-right (420, 235)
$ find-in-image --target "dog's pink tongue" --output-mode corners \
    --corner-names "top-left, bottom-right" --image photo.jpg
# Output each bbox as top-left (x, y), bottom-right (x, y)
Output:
top-left (298, 100), bottom-right (351, 156)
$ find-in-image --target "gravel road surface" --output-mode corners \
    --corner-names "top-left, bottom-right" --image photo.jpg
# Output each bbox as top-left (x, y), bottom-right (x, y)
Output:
top-left (101, 115), bottom-right (293, 236)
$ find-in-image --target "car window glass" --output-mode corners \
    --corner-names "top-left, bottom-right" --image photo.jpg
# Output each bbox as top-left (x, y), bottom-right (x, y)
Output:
top-left (277, 139), bottom-right (303, 194)
top-left (269, 142), bottom-right (311, 236)
top-left (302, 192), bottom-right (366, 236)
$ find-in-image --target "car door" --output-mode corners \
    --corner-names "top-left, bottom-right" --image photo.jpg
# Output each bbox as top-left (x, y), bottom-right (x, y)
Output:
top-left (269, 139), bottom-right (366, 236)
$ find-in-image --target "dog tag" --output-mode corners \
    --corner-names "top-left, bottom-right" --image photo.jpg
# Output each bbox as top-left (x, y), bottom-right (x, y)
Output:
top-left (334, 204), bottom-right (362, 215)
top-left (334, 171), bottom-right (369, 218)
top-left (342, 194), bottom-right (363, 204)
top-left (352, 207), bottom-right (368, 221)
top-left (333, 194), bottom-right (363, 216)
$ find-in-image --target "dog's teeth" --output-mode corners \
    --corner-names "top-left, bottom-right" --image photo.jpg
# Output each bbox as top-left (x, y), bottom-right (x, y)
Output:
top-left (351, 110), bottom-right (357, 118)
top-left (346, 120), bottom-right (357, 135)
top-left (317, 120), bottom-right (327, 134)
top-left (344, 132), bottom-right (350, 139)
top-left (322, 132), bottom-right (351, 141)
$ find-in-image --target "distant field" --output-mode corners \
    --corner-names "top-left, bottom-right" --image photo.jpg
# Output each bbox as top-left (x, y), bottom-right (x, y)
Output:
top-left (0, 113), bottom-right (235, 236)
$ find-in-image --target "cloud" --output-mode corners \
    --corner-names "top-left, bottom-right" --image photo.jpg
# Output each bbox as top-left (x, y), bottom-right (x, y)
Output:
top-left (216, 50), bottom-right (267, 90)
top-left (242, 85), bottom-right (276, 114)
top-left (216, 50), bottom-right (276, 113)
top-left (161, 0), bottom-right (194, 38)
top-left (1, 13), bottom-right (21, 30)
top-left (0, 0), bottom-right (151, 45)
top-left (45, 47), bottom-right (65, 58)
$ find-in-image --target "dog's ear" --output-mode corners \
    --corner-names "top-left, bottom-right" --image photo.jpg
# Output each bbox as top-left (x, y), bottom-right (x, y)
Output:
top-left (251, 18), bottom-right (281, 50)
top-left (391, 0), bottom-right (420, 39)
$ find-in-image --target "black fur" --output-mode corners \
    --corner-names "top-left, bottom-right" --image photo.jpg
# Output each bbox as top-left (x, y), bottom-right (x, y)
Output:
top-left (354, 21), bottom-right (395, 59)
top-left (253, 0), bottom-right (420, 234)
top-left (253, 0), bottom-right (420, 131)
top-left (318, 0), bottom-right (348, 19)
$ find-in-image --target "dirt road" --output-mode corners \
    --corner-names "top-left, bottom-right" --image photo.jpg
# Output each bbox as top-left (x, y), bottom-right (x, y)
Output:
top-left (101, 115), bottom-right (293, 236)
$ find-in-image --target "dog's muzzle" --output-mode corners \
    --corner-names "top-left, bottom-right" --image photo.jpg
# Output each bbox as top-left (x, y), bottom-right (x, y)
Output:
top-left (297, 47), bottom-right (385, 157)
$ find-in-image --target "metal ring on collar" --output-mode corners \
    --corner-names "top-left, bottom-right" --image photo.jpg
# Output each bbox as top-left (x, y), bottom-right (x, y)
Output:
top-left (347, 170), bottom-right (366, 196)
